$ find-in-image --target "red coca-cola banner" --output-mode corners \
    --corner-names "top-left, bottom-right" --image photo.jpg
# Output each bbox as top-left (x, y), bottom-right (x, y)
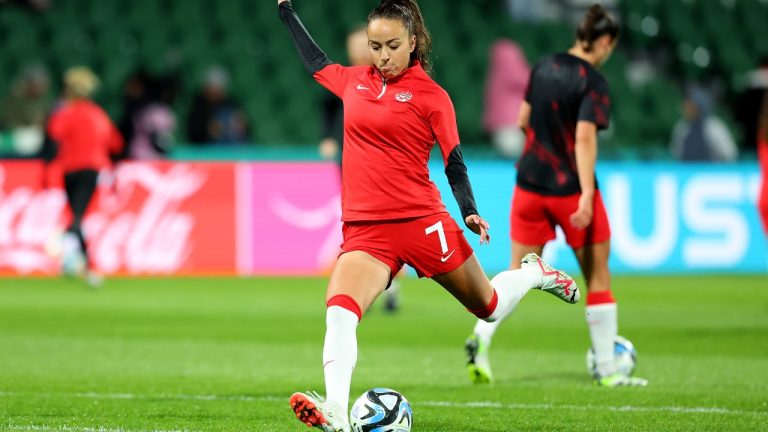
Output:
top-left (0, 161), bottom-right (237, 275)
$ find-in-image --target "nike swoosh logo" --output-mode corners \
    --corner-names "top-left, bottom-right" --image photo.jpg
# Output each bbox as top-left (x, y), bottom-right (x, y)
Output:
top-left (441, 249), bottom-right (456, 262)
top-left (356, 84), bottom-right (369, 90)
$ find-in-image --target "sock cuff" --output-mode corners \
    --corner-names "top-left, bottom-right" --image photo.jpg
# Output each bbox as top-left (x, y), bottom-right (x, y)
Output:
top-left (468, 289), bottom-right (498, 319)
top-left (586, 290), bottom-right (615, 305)
top-left (327, 294), bottom-right (362, 321)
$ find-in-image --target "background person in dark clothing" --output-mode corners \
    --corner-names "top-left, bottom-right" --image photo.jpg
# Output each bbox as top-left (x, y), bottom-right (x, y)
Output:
top-left (186, 65), bottom-right (249, 145)
top-left (318, 24), bottom-right (370, 162)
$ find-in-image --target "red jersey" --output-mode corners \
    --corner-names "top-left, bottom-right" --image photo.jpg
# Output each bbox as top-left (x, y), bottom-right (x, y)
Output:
top-left (759, 135), bottom-right (768, 172)
top-left (48, 99), bottom-right (123, 173)
top-left (314, 62), bottom-right (460, 221)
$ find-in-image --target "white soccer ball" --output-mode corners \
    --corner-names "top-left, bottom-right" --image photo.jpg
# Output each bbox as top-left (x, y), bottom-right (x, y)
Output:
top-left (586, 335), bottom-right (637, 378)
top-left (349, 388), bottom-right (412, 432)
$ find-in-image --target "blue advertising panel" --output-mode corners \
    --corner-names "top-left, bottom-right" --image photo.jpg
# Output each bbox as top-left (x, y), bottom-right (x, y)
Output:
top-left (430, 161), bottom-right (767, 274)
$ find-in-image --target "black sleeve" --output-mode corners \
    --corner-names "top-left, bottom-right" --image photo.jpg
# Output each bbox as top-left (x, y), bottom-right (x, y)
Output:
top-left (278, 1), bottom-right (332, 75)
top-left (320, 93), bottom-right (340, 139)
top-left (444, 145), bottom-right (479, 223)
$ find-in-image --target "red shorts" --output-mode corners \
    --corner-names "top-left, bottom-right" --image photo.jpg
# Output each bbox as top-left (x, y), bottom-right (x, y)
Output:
top-left (341, 212), bottom-right (474, 278)
top-left (510, 186), bottom-right (611, 249)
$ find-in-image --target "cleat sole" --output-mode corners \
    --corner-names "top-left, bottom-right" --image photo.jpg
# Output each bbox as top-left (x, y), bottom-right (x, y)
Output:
top-left (290, 393), bottom-right (329, 428)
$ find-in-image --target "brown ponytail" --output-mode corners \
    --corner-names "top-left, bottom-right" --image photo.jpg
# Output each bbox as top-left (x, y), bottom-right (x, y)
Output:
top-left (576, 4), bottom-right (620, 52)
top-left (368, 0), bottom-right (433, 74)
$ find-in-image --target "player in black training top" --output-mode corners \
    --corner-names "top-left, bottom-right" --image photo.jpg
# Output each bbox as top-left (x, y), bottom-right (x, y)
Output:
top-left (466, 4), bottom-right (649, 387)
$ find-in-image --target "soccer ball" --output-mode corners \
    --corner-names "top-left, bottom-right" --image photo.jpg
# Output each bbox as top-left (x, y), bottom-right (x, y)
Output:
top-left (586, 335), bottom-right (637, 378)
top-left (349, 388), bottom-right (412, 432)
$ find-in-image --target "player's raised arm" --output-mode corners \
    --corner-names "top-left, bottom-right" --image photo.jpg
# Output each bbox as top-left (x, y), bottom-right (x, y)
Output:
top-left (277, 0), bottom-right (332, 75)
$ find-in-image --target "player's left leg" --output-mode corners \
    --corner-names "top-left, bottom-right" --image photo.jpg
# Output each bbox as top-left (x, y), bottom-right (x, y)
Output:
top-left (573, 241), bottom-right (646, 387)
top-left (433, 251), bottom-right (579, 384)
top-left (465, 242), bottom-right (543, 383)
top-left (573, 240), bottom-right (615, 378)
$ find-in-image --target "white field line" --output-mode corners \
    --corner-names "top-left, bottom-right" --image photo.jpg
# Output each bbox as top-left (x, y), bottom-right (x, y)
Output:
top-left (1, 390), bottom-right (765, 418)
top-left (6, 424), bottom-right (192, 432)
top-left (419, 400), bottom-right (768, 416)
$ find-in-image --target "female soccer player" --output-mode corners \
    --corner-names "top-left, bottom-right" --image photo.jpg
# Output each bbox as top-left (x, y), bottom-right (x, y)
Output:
top-left (758, 92), bottom-right (768, 234)
top-left (278, 1), bottom-right (579, 430)
top-left (465, 4), bottom-right (648, 387)
top-left (47, 67), bottom-right (123, 285)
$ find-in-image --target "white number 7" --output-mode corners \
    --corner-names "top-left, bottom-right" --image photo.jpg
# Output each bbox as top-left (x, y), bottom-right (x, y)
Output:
top-left (425, 220), bottom-right (448, 254)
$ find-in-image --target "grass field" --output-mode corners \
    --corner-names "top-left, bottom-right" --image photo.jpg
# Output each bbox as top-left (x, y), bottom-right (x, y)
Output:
top-left (1, 275), bottom-right (767, 431)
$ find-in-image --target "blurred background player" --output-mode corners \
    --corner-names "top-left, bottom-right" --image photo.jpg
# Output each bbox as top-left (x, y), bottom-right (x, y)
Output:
top-left (318, 24), bottom-right (369, 163)
top-left (186, 65), bottom-right (249, 145)
top-left (669, 84), bottom-right (738, 162)
top-left (47, 67), bottom-right (123, 286)
top-left (279, 0), bottom-right (579, 430)
top-left (0, 64), bottom-right (51, 157)
top-left (483, 39), bottom-right (530, 159)
top-left (318, 24), bottom-right (403, 313)
top-left (759, 92), bottom-right (768, 235)
top-left (465, 4), bottom-right (648, 387)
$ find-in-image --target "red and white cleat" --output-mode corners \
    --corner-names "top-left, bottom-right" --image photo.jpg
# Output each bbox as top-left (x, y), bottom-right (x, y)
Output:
top-left (522, 253), bottom-right (580, 304)
top-left (289, 391), bottom-right (350, 432)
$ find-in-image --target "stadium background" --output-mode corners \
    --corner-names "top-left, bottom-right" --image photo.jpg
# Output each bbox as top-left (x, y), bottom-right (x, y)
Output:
top-left (0, 0), bottom-right (766, 276)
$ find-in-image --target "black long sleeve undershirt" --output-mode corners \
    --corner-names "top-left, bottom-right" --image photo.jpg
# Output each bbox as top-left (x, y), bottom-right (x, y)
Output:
top-left (445, 146), bottom-right (479, 222)
top-left (278, 1), bottom-right (332, 75)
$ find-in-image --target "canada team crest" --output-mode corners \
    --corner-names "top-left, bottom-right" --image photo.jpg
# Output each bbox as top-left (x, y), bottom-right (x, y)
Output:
top-left (395, 91), bottom-right (412, 102)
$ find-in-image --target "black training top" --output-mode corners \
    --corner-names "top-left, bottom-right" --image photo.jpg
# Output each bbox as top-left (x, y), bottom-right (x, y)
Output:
top-left (517, 52), bottom-right (611, 196)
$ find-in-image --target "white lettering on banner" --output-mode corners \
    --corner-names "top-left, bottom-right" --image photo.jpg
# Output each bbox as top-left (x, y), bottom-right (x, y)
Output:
top-left (86, 164), bottom-right (205, 273)
top-left (0, 166), bottom-right (67, 273)
top-left (748, 174), bottom-right (761, 204)
top-left (682, 176), bottom-right (748, 267)
top-left (268, 195), bottom-right (342, 268)
top-left (607, 174), bottom-right (678, 269)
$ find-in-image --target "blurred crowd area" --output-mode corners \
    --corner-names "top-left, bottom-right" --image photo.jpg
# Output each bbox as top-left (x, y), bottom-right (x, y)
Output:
top-left (0, 0), bottom-right (766, 161)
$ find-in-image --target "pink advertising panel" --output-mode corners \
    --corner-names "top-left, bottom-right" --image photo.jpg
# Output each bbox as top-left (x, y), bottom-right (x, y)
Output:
top-left (244, 163), bottom-right (342, 275)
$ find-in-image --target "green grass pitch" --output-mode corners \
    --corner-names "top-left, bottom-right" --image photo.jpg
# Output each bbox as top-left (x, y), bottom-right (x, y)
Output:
top-left (1, 275), bottom-right (766, 431)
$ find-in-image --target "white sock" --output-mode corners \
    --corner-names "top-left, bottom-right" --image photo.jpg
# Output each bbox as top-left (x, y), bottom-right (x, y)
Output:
top-left (586, 302), bottom-right (618, 377)
top-left (323, 305), bottom-right (358, 413)
top-left (473, 267), bottom-right (541, 345)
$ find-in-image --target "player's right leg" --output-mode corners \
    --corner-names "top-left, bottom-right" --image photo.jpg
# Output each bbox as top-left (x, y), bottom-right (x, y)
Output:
top-left (290, 251), bottom-right (390, 432)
